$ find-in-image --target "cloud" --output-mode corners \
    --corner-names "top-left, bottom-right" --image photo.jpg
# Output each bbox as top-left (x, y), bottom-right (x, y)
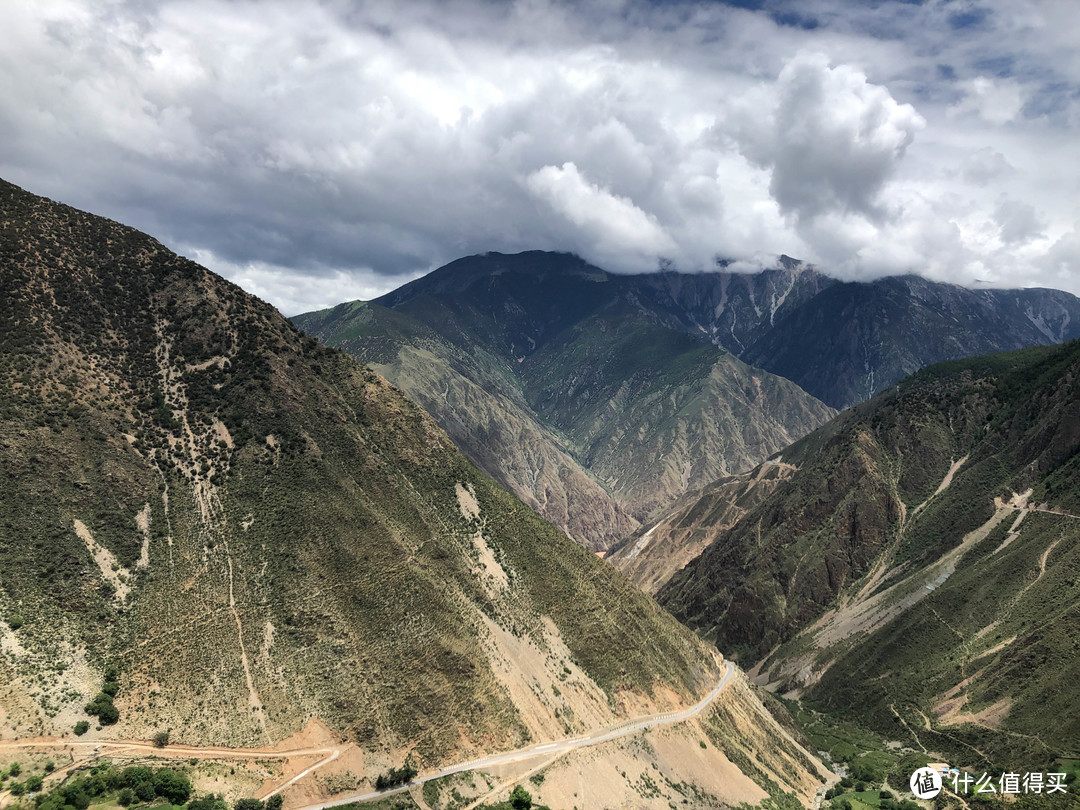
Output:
top-left (951, 76), bottom-right (1026, 124)
top-left (994, 197), bottom-right (1045, 244)
top-left (0, 0), bottom-right (1078, 313)
top-left (961, 147), bottom-right (1014, 185)
top-left (732, 52), bottom-right (925, 223)
top-left (526, 162), bottom-right (676, 269)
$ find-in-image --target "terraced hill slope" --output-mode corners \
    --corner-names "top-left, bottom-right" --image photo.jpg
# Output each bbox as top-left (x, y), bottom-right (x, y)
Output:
top-left (632, 341), bottom-right (1080, 766)
top-left (0, 179), bottom-right (829, 807)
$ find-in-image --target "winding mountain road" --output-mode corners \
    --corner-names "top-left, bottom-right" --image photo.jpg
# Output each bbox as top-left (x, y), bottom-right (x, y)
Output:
top-left (296, 660), bottom-right (736, 810)
top-left (0, 662), bottom-right (735, 809)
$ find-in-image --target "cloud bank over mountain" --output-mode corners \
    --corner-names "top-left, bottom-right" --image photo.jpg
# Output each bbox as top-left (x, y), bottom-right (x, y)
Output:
top-left (2, 0), bottom-right (1078, 313)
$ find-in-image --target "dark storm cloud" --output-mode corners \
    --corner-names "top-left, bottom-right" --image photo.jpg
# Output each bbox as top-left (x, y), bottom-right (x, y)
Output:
top-left (1, 0), bottom-right (1078, 314)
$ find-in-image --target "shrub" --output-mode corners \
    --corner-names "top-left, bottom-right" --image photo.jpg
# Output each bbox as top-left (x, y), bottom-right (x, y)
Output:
top-left (9, 763), bottom-right (21, 777)
top-left (135, 781), bottom-right (156, 802)
top-left (234, 798), bottom-right (264, 810)
top-left (153, 768), bottom-right (191, 804)
top-left (265, 795), bottom-right (283, 810)
top-left (97, 703), bottom-right (119, 725)
top-left (153, 731), bottom-right (170, 748)
top-left (74, 721), bottom-right (90, 736)
top-left (117, 788), bottom-right (135, 806)
top-left (189, 795), bottom-right (228, 810)
top-left (374, 759), bottom-right (417, 791)
top-left (26, 775), bottom-right (44, 792)
top-left (510, 785), bottom-right (532, 810)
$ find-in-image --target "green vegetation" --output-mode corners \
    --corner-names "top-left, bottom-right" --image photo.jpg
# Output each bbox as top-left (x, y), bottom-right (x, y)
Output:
top-left (788, 703), bottom-right (899, 782)
top-left (83, 665), bottom-right (122, 726)
top-left (186, 796), bottom-right (227, 810)
top-left (374, 760), bottom-right (418, 791)
top-left (12, 762), bottom-right (192, 810)
top-left (471, 785), bottom-right (551, 810)
top-left (229, 797), bottom-right (281, 810)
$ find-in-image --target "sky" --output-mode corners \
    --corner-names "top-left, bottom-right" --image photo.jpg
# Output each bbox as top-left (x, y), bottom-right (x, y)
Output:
top-left (2, 0), bottom-right (1079, 315)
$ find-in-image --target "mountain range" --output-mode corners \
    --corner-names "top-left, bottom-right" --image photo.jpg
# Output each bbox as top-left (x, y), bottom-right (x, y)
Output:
top-left (294, 253), bottom-right (836, 549)
top-left (296, 251), bottom-right (1080, 551)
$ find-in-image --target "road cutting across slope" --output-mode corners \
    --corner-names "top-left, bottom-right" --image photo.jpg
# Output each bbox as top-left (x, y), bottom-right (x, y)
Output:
top-left (297, 660), bottom-right (737, 810)
top-left (0, 662), bottom-right (735, 808)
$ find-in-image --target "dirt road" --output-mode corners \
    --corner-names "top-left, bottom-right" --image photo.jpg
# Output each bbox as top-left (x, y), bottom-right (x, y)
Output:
top-left (296, 661), bottom-right (736, 810)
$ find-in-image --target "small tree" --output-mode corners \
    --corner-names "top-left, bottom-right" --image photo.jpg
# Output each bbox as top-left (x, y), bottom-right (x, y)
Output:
top-left (97, 703), bottom-right (120, 725)
top-left (153, 731), bottom-right (170, 748)
top-left (510, 784), bottom-right (533, 810)
top-left (265, 795), bottom-right (284, 810)
top-left (135, 781), bottom-right (156, 802)
top-left (117, 788), bottom-right (135, 806)
top-left (153, 768), bottom-right (192, 804)
top-left (74, 721), bottom-right (90, 736)
top-left (9, 763), bottom-right (21, 777)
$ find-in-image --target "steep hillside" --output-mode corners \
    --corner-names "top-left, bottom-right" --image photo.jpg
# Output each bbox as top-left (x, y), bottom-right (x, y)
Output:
top-left (289, 300), bottom-right (641, 548)
top-left (295, 253), bottom-right (835, 548)
top-left (608, 459), bottom-right (796, 596)
top-left (648, 340), bottom-right (1080, 765)
top-left (0, 179), bottom-right (832, 806)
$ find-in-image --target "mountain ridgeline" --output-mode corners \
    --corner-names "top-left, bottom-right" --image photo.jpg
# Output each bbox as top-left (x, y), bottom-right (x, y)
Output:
top-left (626, 339), bottom-right (1080, 767)
top-left (296, 251), bottom-right (1080, 551)
top-left (0, 179), bottom-right (836, 808)
top-left (294, 252), bottom-right (836, 549)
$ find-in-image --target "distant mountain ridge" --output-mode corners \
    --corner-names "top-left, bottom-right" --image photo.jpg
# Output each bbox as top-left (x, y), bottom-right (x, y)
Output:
top-left (577, 257), bottom-right (1080, 409)
top-left (295, 252), bottom-right (835, 549)
top-left (381, 252), bottom-right (1080, 410)
top-left (296, 250), bottom-right (1080, 549)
